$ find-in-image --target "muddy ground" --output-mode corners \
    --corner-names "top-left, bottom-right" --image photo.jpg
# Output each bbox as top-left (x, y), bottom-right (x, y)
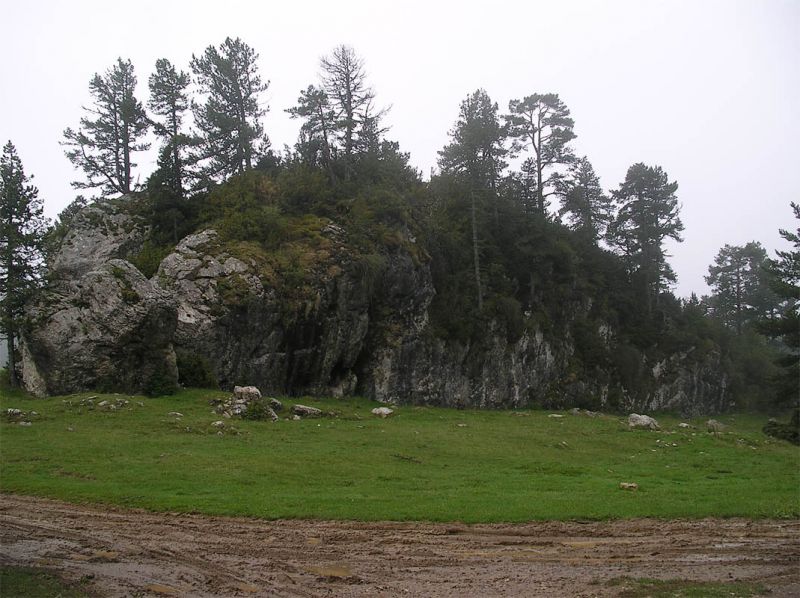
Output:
top-left (1, 494), bottom-right (798, 597)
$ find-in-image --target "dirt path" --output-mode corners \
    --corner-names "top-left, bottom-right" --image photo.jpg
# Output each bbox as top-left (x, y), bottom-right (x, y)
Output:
top-left (1, 494), bottom-right (798, 597)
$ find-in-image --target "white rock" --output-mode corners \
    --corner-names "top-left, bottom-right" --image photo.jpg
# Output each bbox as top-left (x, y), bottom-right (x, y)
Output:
top-left (678, 422), bottom-right (690, 428)
top-left (168, 412), bottom-right (184, 417)
top-left (619, 482), bottom-right (639, 491)
top-left (371, 407), bottom-right (394, 418)
top-left (628, 413), bottom-right (660, 430)
top-left (548, 414), bottom-right (564, 419)
top-left (233, 386), bottom-right (261, 402)
top-left (211, 420), bottom-right (225, 428)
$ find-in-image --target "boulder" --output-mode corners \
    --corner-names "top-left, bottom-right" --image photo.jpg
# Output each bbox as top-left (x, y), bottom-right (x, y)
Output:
top-left (268, 398), bottom-right (283, 412)
top-left (628, 413), bottom-right (660, 430)
top-left (291, 404), bottom-right (323, 418)
top-left (233, 386), bottom-right (262, 402)
top-left (21, 259), bottom-right (178, 397)
top-left (371, 407), bottom-right (394, 418)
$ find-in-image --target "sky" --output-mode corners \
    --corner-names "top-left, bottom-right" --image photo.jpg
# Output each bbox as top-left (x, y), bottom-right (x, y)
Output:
top-left (2, 0), bottom-right (798, 298)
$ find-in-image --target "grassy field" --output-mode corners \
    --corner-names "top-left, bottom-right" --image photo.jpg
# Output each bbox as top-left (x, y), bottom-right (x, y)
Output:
top-left (1, 388), bottom-right (797, 522)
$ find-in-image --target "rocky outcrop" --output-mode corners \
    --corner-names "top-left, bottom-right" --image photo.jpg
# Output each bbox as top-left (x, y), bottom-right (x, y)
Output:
top-left (50, 197), bottom-right (149, 280)
top-left (21, 259), bottom-right (177, 396)
top-left (21, 197), bottom-right (731, 415)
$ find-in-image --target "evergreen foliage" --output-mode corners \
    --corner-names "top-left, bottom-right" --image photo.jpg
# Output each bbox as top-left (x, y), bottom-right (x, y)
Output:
top-left (506, 93), bottom-right (576, 214)
top-left (148, 58), bottom-right (193, 199)
top-left (62, 58), bottom-right (150, 197)
top-left (191, 37), bottom-right (270, 183)
top-left (705, 242), bottom-right (778, 334)
top-left (759, 203), bottom-right (800, 408)
top-left (0, 142), bottom-right (49, 387)
top-left (608, 163), bottom-right (683, 310)
top-left (556, 156), bottom-right (613, 243)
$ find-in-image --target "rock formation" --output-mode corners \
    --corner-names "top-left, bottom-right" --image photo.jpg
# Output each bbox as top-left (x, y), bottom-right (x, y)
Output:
top-left (21, 196), bottom-right (731, 414)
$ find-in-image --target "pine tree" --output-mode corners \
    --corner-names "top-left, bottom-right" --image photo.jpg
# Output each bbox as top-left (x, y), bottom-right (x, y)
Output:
top-left (439, 89), bottom-right (508, 309)
top-left (191, 37), bottom-right (269, 182)
top-left (607, 163), bottom-right (683, 310)
top-left (760, 203), bottom-right (800, 407)
top-left (0, 142), bottom-right (49, 387)
top-left (705, 242), bottom-right (778, 334)
top-left (319, 45), bottom-right (387, 180)
top-left (506, 93), bottom-right (576, 214)
top-left (62, 58), bottom-right (150, 197)
top-left (557, 156), bottom-right (613, 243)
top-left (148, 58), bottom-right (192, 198)
top-left (286, 85), bottom-right (337, 181)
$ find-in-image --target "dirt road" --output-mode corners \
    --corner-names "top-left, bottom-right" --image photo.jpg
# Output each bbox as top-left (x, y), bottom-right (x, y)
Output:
top-left (1, 494), bottom-right (798, 597)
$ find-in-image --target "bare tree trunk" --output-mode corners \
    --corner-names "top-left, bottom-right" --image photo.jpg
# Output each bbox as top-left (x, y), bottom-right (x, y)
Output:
top-left (471, 189), bottom-right (483, 311)
top-left (6, 313), bottom-right (16, 388)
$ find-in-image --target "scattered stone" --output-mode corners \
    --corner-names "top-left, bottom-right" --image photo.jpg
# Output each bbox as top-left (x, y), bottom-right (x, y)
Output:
top-left (619, 482), bottom-right (639, 491)
top-left (706, 419), bottom-right (726, 433)
top-left (292, 415), bottom-right (301, 421)
top-left (548, 414), bottom-right (564, 419)
top-left (372, 407), bottom-right (394, 418)
top-left (456, 423), bottom-right (468, 428)
top-left (292, 404), bottom-right (323, 418)
top-left (6, 408), bottom-right (22, 417)
top-left (98, 400), bottom-right (109, 407)
top-left (167, 412), bottom-right (184, 417)
top-left (233, 385), bottom-right (262, 402)
top-left (19, 421), bottom-right (32, 427)
top-left (211, 420), bottom-right (225, 428)
top-left (678, 422), bottom-right (690, 428)
top-left (268, 398), bottom-right (283, 411)
top-left (628, 413), bottom-right (660, 430)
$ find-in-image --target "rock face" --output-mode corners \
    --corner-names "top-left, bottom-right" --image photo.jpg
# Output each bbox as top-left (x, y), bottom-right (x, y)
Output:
top-left (21, 196), bottom-right (732, 415)
top-left (22, 259), bottom-right (178, 397)
top-left (50, 198), bottom-right (149, 280)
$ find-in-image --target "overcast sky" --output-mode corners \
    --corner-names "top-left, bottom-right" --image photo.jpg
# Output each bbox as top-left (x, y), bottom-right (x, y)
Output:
top-left (3, 0), bottom-right (798, 297)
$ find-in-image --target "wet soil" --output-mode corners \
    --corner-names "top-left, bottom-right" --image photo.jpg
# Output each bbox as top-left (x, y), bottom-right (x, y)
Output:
top-left (1, 494), bottom-right (798, 597)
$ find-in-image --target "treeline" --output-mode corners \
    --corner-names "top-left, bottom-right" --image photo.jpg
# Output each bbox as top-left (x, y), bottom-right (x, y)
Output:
top-left (1, 37), bottom-right (797, 409)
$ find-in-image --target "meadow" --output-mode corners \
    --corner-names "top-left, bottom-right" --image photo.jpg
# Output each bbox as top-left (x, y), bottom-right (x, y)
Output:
top-left (1, 388), bottom-right (797, 522)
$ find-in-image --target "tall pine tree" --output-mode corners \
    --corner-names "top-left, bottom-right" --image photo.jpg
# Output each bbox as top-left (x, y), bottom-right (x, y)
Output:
top-left (191, 37), bottom-right (269, 183)
top-left (506, 93), bottom-right (576, 215)
top-left (0, 142), bottom-right (49, 387)
top-left (62, 58), bottom-right (150, 197)
top-left (608, 163), bottom-right (683, 311)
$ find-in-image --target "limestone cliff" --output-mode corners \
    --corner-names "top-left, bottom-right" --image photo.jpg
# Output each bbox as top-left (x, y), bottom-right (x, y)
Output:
top-left (21, 196), bottom-right (730, 414)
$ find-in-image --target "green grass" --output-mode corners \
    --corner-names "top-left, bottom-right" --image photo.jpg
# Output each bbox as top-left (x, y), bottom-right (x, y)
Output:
top-left (1, 389), bottom-right (798, 522)
top-left (0, 566), bottom-right (93, 597)
top-left (606, 576), bottom-right (769, 597)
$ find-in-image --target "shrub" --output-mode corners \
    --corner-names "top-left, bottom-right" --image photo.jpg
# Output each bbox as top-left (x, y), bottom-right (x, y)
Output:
top-left (176, 353), bottom-right (218, 389)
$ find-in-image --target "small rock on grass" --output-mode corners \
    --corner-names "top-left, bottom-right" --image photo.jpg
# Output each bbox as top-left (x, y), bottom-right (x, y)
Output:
top-left (619, 482), bottom-right (639, 491)
top-left (548, 414), bottom-right (564, 419)
top-left (371, 407), bottom-right (394, 418)
top-left (628, 413), bottom-right (660, 430)
top-left (292, 404), bottom-right (323, 418)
